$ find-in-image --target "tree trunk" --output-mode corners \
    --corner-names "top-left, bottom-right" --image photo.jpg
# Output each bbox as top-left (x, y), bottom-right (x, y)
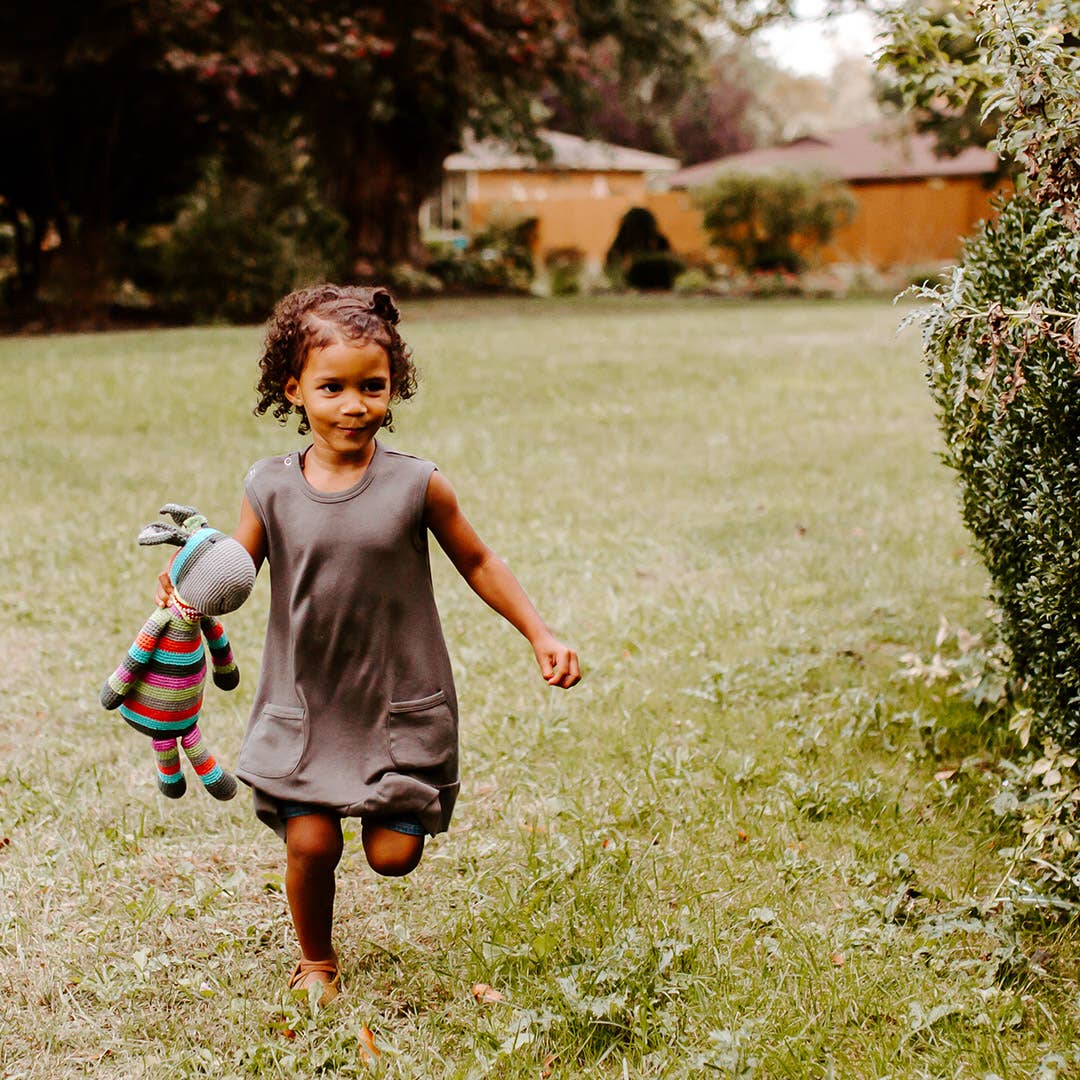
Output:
top-left (321, 120), bottom-right (443, 275)
top-left (346, 154), bottom-right (432, 272)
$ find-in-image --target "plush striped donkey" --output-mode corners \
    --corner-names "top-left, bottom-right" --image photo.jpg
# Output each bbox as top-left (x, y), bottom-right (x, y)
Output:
top-left (101, 504), bottom-right (256, 800)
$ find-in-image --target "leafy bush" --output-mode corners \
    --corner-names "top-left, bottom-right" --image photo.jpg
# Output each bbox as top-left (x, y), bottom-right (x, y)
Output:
top-left (605, 207), bottom-right (672, 287)
top-left (427, 217), bottom-right (537, 294)
top-left (672, 267), bottom-right (715, 295)
top-left (384, 261), bottom-right (445, 297)
top-left (625, 252), bottom-right (685, 291)
top-left (545, 247), bottom-right (585, 296)
top-left (913, 195), bottom-right (1080, 745)
top-left (738, 268), bottom-right (802, 298)
top-left (896, 0), bottom-right (1080, 899)
top-left (696, 170), bottom-right (855, 273)
top-left (157, 155), bottom-right (347, 324)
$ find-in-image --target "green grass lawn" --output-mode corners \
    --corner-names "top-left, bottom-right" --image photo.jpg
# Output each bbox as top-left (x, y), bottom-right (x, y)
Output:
top-left (1, 296), bottom-right (1078, 1078)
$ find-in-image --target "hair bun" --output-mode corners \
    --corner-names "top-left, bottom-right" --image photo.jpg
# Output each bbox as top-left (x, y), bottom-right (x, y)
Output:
top-left (347, 285), bottom-right (400, 325)
top-left (369, 287), bottom-right (400, 325)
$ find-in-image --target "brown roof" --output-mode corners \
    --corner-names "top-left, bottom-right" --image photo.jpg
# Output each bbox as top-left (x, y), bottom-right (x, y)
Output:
top-left (445, 129), bottom-right (679, 174)
top-left (670, 120), bottom-right (998, 187)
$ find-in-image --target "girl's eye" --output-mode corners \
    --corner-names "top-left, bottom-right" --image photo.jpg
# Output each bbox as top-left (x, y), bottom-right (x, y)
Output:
top-left (321, 383), bottom-right (343, 393)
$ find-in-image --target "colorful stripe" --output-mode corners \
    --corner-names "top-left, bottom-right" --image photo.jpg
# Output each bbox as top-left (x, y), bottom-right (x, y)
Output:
top-left (122, 696), bottom-right (202, 724)
top-left (168, 528), bottom-right (217, 584)
top-left (179, 725), bottom-right (237, 799)
top-left (141, 668), bottom-right (207, 691)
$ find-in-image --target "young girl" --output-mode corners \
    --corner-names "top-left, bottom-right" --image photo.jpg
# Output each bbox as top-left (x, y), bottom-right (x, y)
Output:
top-left (160, 283), bottom-right (580, 1004)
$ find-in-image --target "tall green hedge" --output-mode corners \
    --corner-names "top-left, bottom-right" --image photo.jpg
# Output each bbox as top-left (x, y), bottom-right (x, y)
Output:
top-left (918, 195), bottom-right (1080, 746)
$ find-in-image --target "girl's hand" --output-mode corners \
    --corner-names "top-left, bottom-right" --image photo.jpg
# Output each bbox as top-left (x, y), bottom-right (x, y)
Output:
top-left (155, 569), bottom-right (176, 607)
top-left (155, 549), bottom-right (181, 607)
top-left (533, 635), bottom-right (581, 689)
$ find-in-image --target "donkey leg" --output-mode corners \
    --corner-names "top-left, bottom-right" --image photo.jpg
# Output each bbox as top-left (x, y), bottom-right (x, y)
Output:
top-left (152, 737), bottom-right (187, 798)
top-left (180, 725), bottom-right (237, 800)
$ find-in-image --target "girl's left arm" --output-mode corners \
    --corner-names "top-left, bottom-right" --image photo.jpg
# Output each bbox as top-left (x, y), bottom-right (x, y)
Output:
top-left (425, 471), bottom-right (581, 689)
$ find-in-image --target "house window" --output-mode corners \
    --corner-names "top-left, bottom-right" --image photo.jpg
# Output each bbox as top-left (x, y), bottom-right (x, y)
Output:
top-left (427, 172), bottom-right (470, 232)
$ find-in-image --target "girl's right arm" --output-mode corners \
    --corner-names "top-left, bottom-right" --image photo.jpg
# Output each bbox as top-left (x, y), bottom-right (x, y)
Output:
top-left (156, 497), bottom-right (267, 606)
top-left (233, 495), bottom-right (268, 570)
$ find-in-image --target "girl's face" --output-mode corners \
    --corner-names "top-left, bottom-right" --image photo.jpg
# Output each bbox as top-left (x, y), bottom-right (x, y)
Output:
top-left (285, 339), bottom-right (392, 459)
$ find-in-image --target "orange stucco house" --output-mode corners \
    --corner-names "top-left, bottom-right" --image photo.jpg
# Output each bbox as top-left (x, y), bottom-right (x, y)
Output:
top-left (421, 129), bottom-right (679, 272)
top-left (424, 121), bottom-right (1005, 274)
top-left (662, 120), bottom-right (1005, 269)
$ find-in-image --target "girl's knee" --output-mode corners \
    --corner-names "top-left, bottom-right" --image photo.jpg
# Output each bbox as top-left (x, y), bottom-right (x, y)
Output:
top-left (362, 824), bottom-right (424, 877)
top-left (285, 813), bottom-right (343, 870)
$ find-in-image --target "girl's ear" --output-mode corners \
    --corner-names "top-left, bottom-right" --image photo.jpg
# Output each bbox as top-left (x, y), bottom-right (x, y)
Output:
top-left (284, 376), bottom-right (302, 407)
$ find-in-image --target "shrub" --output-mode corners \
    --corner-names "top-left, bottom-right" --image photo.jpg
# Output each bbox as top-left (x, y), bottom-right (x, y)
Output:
top-left (157, 156), bottom-right (347, 324)
top-left (672, 267), bottom-right (714, 295)
top-left (427, 217), bottom-right (536, 293)
top-left (696, 170), bottom-right (855, 273)
top-left (384, 262), bottom-right (444, 297)
top-left (914, 195), bottom-right (1080, 747)
top-left (888, 0), bottom-right (1080, 899)
top-left (605, 207), bottom-right (673, 287)
top-left (625, 252), bottom-right (685, 291)
top-left (544, 246), bottom-right (585, 296)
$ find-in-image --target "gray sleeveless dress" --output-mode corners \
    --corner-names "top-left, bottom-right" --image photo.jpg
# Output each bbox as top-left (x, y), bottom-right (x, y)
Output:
top-left (235, 441), bottom-right (459, 839)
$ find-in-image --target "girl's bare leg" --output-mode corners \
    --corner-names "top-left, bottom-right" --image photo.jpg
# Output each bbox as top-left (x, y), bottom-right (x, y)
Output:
top-left (284, 812), bottom-right (343, 961)
top-left (361, 823), bottom-right (424, 877)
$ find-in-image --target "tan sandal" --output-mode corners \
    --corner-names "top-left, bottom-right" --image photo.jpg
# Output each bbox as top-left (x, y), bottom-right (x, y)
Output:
top-left (288, 954), bottom-right (341, 1006)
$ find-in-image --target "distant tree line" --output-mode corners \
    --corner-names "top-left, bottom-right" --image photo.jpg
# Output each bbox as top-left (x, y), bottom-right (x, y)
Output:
top-left (0, 1), bottom-right (719, 319)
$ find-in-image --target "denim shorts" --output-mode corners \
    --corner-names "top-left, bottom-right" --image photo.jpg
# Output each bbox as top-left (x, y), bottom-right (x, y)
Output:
top-left (277, 800), bottom-right (425, 837)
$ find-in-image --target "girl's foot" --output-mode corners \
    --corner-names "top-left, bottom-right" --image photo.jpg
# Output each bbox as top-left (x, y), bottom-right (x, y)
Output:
top-left (288, 954), bottom-right (341, 1006)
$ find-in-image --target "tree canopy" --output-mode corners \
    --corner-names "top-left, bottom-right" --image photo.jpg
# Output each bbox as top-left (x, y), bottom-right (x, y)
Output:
top-left (1, 0), bottom-right (871, 316)
top-left (1, 1), bottom-right (711, 307)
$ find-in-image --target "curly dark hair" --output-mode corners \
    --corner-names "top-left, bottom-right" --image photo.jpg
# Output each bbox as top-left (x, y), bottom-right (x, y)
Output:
top-left (255, 283), bottom-right (419, 434)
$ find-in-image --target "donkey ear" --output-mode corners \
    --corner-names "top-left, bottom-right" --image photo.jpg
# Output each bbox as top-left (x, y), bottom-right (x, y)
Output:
top-left (138, 522), bottom-right (189, 547)
top-left (159, 503), bottom-right (200, 526)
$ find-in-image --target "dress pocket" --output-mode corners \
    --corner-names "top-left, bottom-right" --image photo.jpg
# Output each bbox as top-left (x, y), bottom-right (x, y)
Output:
top-left (387, 690), bottom-right (457, 776)
top-left (237, 704), bottom-right (307, 779)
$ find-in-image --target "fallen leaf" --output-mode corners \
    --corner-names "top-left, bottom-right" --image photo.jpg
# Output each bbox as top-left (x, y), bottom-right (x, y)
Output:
top-left (358, 1025), bottom-right (381, 1060)
top-left (472, 983), bottom-right (505, 1004)
top-left (541, 1052), bottom-right (558, 1077)
top-left (934, 768), bottom-right (958, 781)
top-left (736, 829), bottom-right (749, 843)
top-left (64, 1050), bottom-right (111, 1063)
top-left (278, 1028), bottom-right (297, 1040)
top-left (0, 837), bottom-right (10, 850)
top-left (831, 952), bottom-right (845, 967)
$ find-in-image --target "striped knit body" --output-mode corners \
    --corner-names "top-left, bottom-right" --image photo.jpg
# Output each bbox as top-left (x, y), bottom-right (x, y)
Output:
top-left (104, 598), bottom-right (240, 800)
top-left (102, 505), bottom-right (253, 803)
top-left (107, 602), bottom-right (239, 737)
